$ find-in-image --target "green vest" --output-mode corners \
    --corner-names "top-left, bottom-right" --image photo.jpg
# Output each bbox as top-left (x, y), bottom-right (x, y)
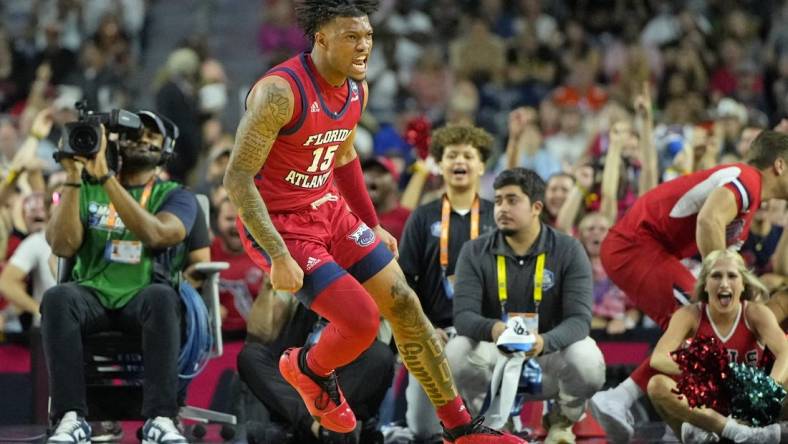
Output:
top-left (73, 179), bottom-right (184, 308)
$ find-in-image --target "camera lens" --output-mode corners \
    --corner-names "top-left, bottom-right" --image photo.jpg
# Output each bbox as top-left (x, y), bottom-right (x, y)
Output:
top-left (68, 126), bottom-right (99, 154)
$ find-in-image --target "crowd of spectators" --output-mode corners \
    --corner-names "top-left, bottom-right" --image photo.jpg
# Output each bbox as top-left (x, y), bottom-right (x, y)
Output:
top-left (2, 0), bottom-right (788, 442)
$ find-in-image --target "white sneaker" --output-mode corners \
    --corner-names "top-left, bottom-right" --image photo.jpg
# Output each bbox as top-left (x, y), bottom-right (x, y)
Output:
top-left (141, 417), bottom-right (189, 444)
top-left (47, 411), bottom-right (91, 444)
top-left (589, 389), bottom-right (634, 444)
top-left (681, 422), bottom-right (719, 443)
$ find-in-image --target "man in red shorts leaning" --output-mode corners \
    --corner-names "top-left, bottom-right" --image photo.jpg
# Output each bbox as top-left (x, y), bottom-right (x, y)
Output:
top-left (590, 129), bottom-right (788, 443)
top-left (222, 1), bottom-right (525, 443)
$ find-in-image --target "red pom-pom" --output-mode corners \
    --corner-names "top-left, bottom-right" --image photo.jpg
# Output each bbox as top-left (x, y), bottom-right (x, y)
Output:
top-left (404, 117), bottom-right (432, 160)
top-left (670, 336), bottom-right (731, 414)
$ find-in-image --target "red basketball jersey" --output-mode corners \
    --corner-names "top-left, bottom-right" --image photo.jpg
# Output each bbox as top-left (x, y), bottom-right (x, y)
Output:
top-left (253, 52), bottom-right (365, 213)
top-left (696, 301), bottom-right (763, 366)
top-left (612, 163), bottom-right (762, 258)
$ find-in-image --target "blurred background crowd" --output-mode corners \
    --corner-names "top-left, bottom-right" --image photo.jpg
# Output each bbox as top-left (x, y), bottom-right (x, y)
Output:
top-left (1, 0), bottom-right (787, 333)
top-left (2, 0), bottom-right (788, 439)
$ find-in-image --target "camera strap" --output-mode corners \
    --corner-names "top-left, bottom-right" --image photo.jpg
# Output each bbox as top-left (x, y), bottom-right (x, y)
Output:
top-left (105, 179), bottom-right (155, 230)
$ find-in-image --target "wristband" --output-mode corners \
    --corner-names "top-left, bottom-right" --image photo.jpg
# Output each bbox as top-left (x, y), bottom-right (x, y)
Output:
top-left (62, 182), bottom-right (81, 188)
top-left (97, 171), bottom-right (115, 185)
top-left (410, 161), bottom-right (427, 175)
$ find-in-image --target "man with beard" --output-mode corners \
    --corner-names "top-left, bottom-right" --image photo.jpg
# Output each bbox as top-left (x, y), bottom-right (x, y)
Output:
top-left (211, 196), bottom-right (266, 335)
top-left (448, 167), bottom-right (605, 444)
top-left (42, 111), bottom-right (196, 444)
top-left (362, 156), bottom-right (410, 242)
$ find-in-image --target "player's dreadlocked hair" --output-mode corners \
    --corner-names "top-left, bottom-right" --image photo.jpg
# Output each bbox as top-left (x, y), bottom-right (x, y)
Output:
top-left (295, 0), bottom-right (379, 43)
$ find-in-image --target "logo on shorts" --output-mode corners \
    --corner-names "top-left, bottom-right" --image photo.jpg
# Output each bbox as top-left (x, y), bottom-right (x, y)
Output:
top-left (305, 256), bottom-right (321, 271)
top-left (347, 223), bottom-right (375, 247)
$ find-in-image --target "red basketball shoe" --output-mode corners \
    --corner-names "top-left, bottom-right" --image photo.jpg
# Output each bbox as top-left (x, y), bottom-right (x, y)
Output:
top-left (443, 417), bottom-right (529, 443)
top-left (278, 347), bottom-right (357, 433)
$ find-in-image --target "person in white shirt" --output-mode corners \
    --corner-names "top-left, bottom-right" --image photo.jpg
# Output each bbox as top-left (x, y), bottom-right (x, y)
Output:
top-left (0, 229), bottom-right (56, 331)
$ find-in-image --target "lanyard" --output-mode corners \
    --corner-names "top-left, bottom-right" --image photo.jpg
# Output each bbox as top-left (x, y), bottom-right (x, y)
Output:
top-left (440, 194), bottom-right (480, 271)
top-left (106, 179), bottom-right (154, 230)
top-left (497, 252), bottom-right (545, 314)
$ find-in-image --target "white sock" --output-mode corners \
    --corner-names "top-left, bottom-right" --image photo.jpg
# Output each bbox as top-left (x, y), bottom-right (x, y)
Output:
top-left (721, 420), bottom-right (746, 442)
top-left (722, 419), bottom-right (780, 443)
top-left (767, 424), bottom-right (780, 442)
top-left (611, 377), bottom-right (643, 408)
top-left (762, 424), bottom-right (780, 443)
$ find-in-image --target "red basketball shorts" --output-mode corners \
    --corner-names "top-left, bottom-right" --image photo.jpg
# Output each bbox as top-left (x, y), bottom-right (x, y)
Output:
top-left (600, 228), bottom-right (696, 330)
top-left (237, 193), bottom-right (394, 306)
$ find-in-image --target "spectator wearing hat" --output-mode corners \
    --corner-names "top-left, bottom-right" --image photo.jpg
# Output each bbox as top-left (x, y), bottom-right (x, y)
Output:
top-left (362, 156), bottom-right (410, 242)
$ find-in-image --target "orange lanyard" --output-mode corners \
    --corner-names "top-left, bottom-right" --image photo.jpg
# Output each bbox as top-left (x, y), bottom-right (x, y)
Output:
top-left (439, 195), bottom-right (480, 271)
top-left (105, 179), bottom-right (154, 230)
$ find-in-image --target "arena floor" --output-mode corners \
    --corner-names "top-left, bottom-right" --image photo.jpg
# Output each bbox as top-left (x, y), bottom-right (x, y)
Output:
top-left (0, 422), bottom-right (680, 443)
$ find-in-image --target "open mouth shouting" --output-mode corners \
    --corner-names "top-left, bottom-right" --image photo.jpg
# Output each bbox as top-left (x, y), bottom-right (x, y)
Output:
top-left (717, 290), bottom-right (733, 307)
top-left (351, 55), bottom-right (367, 75)
top-left (451, 166), bottom-right (469, 180)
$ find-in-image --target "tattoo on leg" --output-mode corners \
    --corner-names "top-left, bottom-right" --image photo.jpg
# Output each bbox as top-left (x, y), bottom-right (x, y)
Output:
top-left (390, 277), bottom-right (419, 328)
top-left (388, 275), bottom-right (457, 405)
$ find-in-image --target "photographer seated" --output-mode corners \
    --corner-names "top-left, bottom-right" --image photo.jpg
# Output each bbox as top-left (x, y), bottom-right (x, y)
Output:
top-left (237, 282), bottom-right (394, 444)
top-left (42, 110), bottom-right (197, 444)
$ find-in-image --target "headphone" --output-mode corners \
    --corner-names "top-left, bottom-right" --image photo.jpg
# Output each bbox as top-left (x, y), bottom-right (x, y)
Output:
top-left (136, 110), bottom-right (180, 165)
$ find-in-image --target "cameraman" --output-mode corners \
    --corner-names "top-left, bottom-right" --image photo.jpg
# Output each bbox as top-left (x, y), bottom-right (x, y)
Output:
top-left (42, 111), bottom-right (197, 444)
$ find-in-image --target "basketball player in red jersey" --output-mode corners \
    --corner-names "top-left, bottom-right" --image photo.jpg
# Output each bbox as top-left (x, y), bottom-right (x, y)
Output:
top-left (648, 250), bottom-right (786, 443)
top-left (591, 130), bottom-right (788, 442)
top-left (223, 2), bottom-right (525, 443)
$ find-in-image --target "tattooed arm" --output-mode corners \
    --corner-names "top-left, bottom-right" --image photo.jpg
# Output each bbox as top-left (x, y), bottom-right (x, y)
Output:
top-left (223, 76), bottom-right (304, 291)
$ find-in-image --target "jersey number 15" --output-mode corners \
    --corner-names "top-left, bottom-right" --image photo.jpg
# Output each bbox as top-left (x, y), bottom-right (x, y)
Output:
top-left (306, 145), bottom-right (339, 173)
